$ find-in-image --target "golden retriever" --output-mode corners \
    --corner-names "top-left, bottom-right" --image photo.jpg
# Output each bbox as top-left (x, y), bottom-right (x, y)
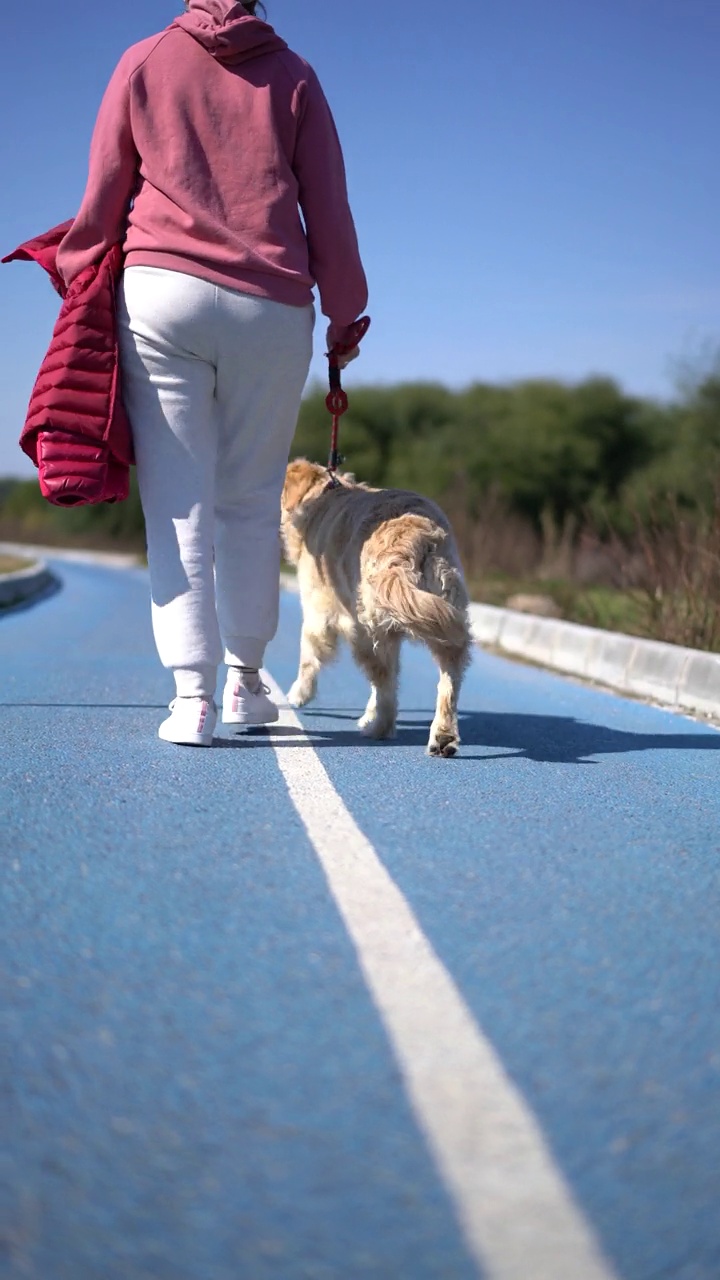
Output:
top-left (281, 459), bottom-right (472, 756)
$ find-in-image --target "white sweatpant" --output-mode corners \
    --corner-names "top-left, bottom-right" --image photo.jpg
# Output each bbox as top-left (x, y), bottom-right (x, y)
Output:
top-left (117, 266), bottom-right (314, 698)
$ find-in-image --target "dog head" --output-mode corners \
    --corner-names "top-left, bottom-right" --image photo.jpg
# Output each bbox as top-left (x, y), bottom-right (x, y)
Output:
top-left (281, 458), bottom-right (330, 516)
top-left (281, 458), bottom-right (357, 565)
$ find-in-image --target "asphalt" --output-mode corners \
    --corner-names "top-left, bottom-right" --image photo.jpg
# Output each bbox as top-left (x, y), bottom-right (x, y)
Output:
top-left (1, 559), bottom-right (719, 1280)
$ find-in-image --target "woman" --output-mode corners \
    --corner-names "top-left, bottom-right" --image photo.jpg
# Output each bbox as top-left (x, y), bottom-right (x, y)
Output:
top-left (57, 0), bottom-right (368, 745)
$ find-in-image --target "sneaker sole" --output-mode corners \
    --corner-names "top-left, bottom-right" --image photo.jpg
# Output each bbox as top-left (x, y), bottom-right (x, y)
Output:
top-left (222, 705), bottom-right (280, 726)
top-left (158, 729), bottom-right (215, 746)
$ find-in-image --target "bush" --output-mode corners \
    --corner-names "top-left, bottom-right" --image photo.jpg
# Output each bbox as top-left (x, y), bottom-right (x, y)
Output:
top-left (0, 472), bottom-right (146, 550)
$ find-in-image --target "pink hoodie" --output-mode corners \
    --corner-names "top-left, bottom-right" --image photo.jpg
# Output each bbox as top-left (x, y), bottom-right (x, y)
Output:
top-left (56, 0), bottom-right (368, 345)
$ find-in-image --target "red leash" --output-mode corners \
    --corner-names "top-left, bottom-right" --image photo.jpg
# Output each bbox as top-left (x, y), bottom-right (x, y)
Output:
top-left (325, 315), bottom-right (371, 484)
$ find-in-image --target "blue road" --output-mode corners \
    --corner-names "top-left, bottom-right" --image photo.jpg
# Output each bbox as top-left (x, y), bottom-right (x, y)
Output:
top-left (1, 558), bottom-right (720, 1280)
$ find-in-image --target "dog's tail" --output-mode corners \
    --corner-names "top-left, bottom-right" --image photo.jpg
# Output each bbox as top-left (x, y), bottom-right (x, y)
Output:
top-left (368, 517), bottom-right (471, 651)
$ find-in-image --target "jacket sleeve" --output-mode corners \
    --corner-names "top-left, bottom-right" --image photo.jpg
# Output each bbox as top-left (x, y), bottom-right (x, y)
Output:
top-left (293, 66), bottom-right (368, 346)
top-left (56, 52), bottom-right (139, 288)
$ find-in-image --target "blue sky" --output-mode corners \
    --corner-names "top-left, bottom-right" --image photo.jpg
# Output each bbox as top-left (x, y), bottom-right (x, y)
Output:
top-left (1, 0), bottom-right (718, 477)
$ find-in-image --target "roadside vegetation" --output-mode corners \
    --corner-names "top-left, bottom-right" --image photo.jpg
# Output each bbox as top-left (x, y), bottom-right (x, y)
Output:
top-left (1, 357), bottom-right (719, 651)
top-left (0, 554), bottom-right (32, 574)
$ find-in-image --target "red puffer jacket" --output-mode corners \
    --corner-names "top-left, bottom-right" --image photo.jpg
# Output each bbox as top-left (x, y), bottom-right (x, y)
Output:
top-left (2, 221), bottom-right (134, 505)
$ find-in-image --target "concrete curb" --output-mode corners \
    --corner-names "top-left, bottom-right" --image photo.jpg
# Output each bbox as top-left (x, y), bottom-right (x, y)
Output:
top-left (0, 540), bottom-right (139, 613)
top-left (0, 559), bottom-right (58, 610)
top-left (468, 602), bottom-right (720, 720)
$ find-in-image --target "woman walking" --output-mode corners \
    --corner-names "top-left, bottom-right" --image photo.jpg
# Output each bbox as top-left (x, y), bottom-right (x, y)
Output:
top-left (57, 0), bottom-right (368, 745)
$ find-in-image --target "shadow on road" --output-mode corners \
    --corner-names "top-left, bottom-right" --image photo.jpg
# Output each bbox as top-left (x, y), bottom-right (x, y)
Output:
top-left (0, 574), bottom-right (61, 616)
top-left (218, 708), bottom-right (720, 765)
top-left (6, 702), bottom-right (719, 763)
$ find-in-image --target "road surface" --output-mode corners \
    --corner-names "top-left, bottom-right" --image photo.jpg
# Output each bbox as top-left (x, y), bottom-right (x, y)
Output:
top-left (1, 558), bottom-right (719, 1280)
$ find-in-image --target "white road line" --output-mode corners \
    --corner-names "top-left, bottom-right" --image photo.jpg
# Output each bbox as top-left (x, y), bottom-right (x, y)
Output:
top-left (261, 671), bottom-right (619, 1280)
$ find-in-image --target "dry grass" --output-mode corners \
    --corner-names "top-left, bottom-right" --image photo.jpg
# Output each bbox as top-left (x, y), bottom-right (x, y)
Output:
top-left (0, 521), bottom-right (145, 554)
top-left (0, 554), bottom-right (33, 574)
top-left (445, 488), bottom-right (543, 581)
top-left (446, 487), bottom-right (720, 652)
top-left (608, 498), bottom-right (720, 653)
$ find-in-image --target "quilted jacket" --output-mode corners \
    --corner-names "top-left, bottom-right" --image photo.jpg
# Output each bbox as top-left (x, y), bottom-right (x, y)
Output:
top-left (2, 221), bottom-right (133, 505)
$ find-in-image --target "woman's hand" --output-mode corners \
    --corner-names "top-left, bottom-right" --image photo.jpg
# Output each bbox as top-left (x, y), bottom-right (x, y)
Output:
top-left (336, 346), bottom-right (360, 371)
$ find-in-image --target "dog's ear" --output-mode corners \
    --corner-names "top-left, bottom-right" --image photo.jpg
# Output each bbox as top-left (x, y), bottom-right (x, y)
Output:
top-left (283, 458), bottom-right (326, 512)
top-left (342, 471), bottom-right (356, 485)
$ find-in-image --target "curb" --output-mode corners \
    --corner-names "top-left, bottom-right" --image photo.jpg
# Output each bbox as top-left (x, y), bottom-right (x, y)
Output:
top-left (469, 602), bottom-right (720, 720)
top-left (0, 559), bottom-right (58, 610)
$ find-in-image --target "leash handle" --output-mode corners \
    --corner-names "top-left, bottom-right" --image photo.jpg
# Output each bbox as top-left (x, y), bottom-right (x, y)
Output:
top-left (328, 314), bottom-right (371, 360)
top-left (325, 316), bottom-right (370, 479)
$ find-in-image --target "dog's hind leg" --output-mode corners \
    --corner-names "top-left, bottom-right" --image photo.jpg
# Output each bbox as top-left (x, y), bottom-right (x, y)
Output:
top-left (353, 630), bottom-right (401, 739)
top-left (427, 639), bottom-right (471, 757)
top-left (287, 619), bottom-right (339, 707)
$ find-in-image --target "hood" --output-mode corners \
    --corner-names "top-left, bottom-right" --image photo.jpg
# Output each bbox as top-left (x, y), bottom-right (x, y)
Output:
top-left (173, 0), bottom-right (287, 64)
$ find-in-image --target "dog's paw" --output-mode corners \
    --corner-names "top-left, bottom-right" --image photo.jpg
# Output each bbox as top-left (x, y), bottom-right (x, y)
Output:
top-left (427, 730), bottom-right (459, 758)
top-left (287, 681), bottom-right (313, 707)
top-left (358, 716), bottom-right (396, 740)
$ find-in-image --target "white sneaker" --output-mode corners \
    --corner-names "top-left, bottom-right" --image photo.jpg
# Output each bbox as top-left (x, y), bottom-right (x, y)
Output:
top-left (158, 697), bottom-right (217, 746)
top-left (222, 668), bottom-right (279, 725)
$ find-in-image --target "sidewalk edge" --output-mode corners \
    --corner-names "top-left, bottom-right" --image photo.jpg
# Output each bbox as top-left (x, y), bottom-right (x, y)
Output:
top-left (468, 602), bottom-right (720, 719)
top-left (0, 559), bottom-right (59, 611)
